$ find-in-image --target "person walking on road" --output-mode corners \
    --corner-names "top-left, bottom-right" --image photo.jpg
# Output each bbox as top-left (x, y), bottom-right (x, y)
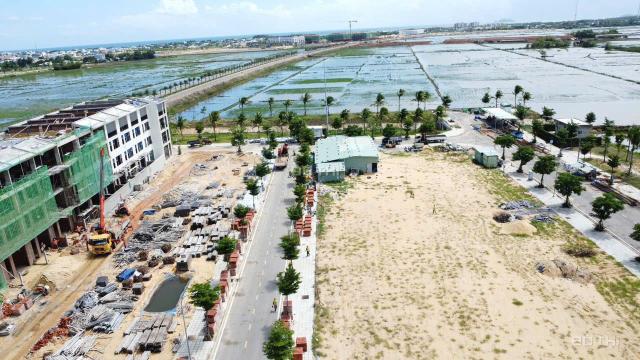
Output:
top-left (306, 245), bottom-right (310, 257)
top-left (272, 297), bottom-right (278, 312)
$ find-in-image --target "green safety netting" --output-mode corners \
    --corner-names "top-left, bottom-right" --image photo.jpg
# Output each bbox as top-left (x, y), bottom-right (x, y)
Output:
top-left (64, 130), bottom-right (113, 205)
top-left (0, 166), bottom-right (59, 265)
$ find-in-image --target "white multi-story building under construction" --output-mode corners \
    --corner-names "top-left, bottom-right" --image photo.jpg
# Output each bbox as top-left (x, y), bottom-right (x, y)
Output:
top-left (0, 97), bottom-right (172, 289)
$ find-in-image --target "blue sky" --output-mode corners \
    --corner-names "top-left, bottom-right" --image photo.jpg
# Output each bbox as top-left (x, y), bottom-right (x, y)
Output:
top-left (1, 0), bottom-right (638, 50)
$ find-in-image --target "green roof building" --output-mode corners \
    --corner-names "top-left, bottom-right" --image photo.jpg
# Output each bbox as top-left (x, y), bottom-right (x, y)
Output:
top-left (315, 136), bottom-right (379, 182)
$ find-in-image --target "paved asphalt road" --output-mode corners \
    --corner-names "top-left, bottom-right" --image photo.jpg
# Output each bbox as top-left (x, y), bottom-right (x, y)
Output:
top-left (449, 114), bottom-right (640, 253)
top-left (215, 154), bottom-right (295, 360)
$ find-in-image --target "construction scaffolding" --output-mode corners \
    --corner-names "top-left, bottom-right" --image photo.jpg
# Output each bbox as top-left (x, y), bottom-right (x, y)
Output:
top-left (0, 166), bottom-right (59, 266)
top-left (64, 130), bottom-right (113, 205)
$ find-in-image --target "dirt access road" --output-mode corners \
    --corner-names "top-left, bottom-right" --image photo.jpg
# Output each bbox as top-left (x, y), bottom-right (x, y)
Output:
top-left (1, 150), bottom-right (212, 360)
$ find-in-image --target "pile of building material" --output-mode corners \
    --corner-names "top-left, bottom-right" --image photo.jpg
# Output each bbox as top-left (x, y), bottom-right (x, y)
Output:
top-left (161, 188), bottom-right (212, 209)
top-left (499, 200), bottom-right (555, 221)
top-left (117, 314), bottom-right (175, 354)
top-left (46, 331), bottom-right (96, 360)
top-left (113, 218), bottom-right (185, 267)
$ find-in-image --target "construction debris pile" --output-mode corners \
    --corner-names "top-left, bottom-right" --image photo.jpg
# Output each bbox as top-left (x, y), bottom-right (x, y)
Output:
top-left (497, 200), bottom-right (555, 223)
top-left (117, 314), bottom-right (176, 354)
top-left (113, 218), bottom-right (185, 267)
top-left (161, 188), bottom-right (212, 209)
top-left (46, 331), bottom-right (96, 360)
top-left (535, 258), bottom-right (593, 283)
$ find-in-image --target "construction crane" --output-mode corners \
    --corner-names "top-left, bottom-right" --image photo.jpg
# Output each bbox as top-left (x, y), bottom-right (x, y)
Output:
top-left (348, 20), bottom-right (358, 40)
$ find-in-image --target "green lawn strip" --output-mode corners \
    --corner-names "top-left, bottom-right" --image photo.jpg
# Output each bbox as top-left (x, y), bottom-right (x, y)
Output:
top-left (292, 78), bottom-right (353, 85)
top-left (266, 87), bottom-right (343, 95)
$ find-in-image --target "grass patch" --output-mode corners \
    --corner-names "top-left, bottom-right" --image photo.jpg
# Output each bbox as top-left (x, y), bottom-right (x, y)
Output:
top-left (292, 78), bottom-right (353, 84)
top-left (331, 48), bottom-right (374, 57)
top-left (316, 193), bottom-right (334, 239)
top-left (595, 276), bottom-right (640, 326)
top-left (583, 157), bottom-right (640, 190)
top-left (477, 169), bottom-right (542, 205)
top-left (312, 301), bottom-right (330, 357)
top-left (266, 87), bottom-right (343, 95)
top-left (324, 181), bottom-right (353, 195)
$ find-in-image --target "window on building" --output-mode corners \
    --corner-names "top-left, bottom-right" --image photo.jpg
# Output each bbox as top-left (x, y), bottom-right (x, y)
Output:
top-left (140, 108), bottom-right (148, 121)
top-left (160, 117), bottom-right (167, 130)
top-left (162, 131), bottom-right (168, 143)
top-left (118, 117), bottom-right (129, 132)
top-left (130, 112), bottom-right (139, 126)
top-left (106, 121), bottom-right (117, 138)
top-left (111, 138), bottom-right (120, 150)
top-left (127, 148), bottom-right (134, 159)
top-left (116, 155), bottom-right (123, 166)
top-left (121, 132), bottom-right (131, 143)
top-left (134, 127), bottom-right (141, 137)
top-left (146, 136), bottom-right (153, 146)
top-left (144, 122), bottom-right (150, 131)
top-left (137, 142), bottom-right (143, 152)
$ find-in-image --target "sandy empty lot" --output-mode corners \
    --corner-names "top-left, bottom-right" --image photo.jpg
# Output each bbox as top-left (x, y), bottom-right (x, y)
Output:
top-left (314, 150), bottom-right (639, 359)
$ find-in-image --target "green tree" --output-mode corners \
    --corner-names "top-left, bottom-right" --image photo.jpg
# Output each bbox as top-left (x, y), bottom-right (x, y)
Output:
top-left (513, 85), bottom-right (523, 106)
top-left (585, 112), bottom-right (596, 125)
top-left (630, 224), bottom-right (640, 241)
top-left (195, 121), bottom-right (205, 141)
top-left (255, 162), bottom-right (271, 189)
top-left (522, 91), bottom-right (532, 106)
top-left (361, 108), bottom-right (372, 132)
top-left (533, 155), bottom-right (557, 188)
top-left (246, 179), bottom-right (260, 208)
top-left (414, 91), bottom-right (424, 109)
top-left (267, 97), bottom-right (275, 117)
top-left (301, 92), bottom-right (312, 115)
top-left (382, 123), bottom-right (397, 139)
top-left (402, 117), bottom-right (413, 139)
top-left (188, 282), bottom-right (221, 310)
top-left (217, 236), bottom-right (237, 261)
top-left (494, 90), bottom-right (503, 107)
top-left (592, 193), bottom-right (624, 231)
top-left (602, 118), bottom-right (614, 161)
top-left (627, 126), bottom-right (640, 175)
top-left (579, 136), bottom-right (595, 160)
top-left (512, 146), bottom-right (535, 173)
top-left (176, 116), bottom-right (185, 138)
top-left (239, 97), bottom-right (249, 113)
top-left (234, 204), bottom-right (250, 219)
top-left (554, 172), bottom-right (585, 208)
top-left (565, 122), bottom-right (578, 140)
top-left (615, 134), bottom-right (626, 157)
top-left (514, 105), bottom-right (528, 128)
top-left (556, 128), bottom-right (569, 157)
top-left (531, 119), bottom-right (543, 144)
top-left (287, 203), bottom-right (303, 228)
top-left (324, 95), bottom-right (335, 115)
top-left (396, 89), bottom-right (405, 112)
top-left (208, 111), bottom-right (220, 141)
top-left (340, 109), bottom-right (350, 126)
top-left (280, 233), bottom-right (300, 261)
top-left (542, 106), bottom-right (556, 120)
top-left (419, 121), bottom-right (435, 141)
top-left (374, 93), bottom-right (385, 116)
top-left (231, 126), bottom-right (246, 153)
top-left (434, 105), bottom-right (446, 130)
top-left (412, 107), bottom-right (423, 133)
top-left (481, 92), bottom-right (492, 106)
top-left (398, 108), bottom-right (409, 127)
top-left (494, 134), bottom-right (516, 160)
top-left (283, 99), bottom-right (293, 113)
top-left (607, 155), bottom-right (621, 184)
top-left (331, 117), bottom-right (343, 134)
top-left (277, 263), bottom-right (302, 298)
top-left (253, 112), bottom-right (264, 137)
top-left (263, 320), bottom-right (294, 360)
top-left (441, 94), bottom-right (452, 108)
top-left (293, 184), bottom-right (306, 203)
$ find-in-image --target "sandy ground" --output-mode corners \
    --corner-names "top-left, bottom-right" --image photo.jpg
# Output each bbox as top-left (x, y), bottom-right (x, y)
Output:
top-left (1, 145), bottom-right (259, 360)
top-left (314, 150), bottom-right (640, 359)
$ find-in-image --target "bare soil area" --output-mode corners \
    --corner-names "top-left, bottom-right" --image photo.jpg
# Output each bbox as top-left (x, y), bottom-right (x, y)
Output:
top-left (314, 150), bottom-right (640, 359)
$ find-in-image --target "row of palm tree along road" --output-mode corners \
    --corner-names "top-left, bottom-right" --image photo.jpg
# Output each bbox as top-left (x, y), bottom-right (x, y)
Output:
top-left (488, 85), bottom-right (640, 242)
top-left (172, 89), bottom-right (455, 144)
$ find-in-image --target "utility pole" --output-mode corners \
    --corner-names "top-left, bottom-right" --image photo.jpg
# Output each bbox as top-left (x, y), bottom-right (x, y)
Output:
top-left (574, 0), bottom-right (579, 21)
top-left (348, 20), bottom-right (358, 41)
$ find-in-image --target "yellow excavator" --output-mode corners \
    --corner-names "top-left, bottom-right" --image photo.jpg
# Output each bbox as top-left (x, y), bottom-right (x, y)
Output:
top-left (88, 147), bottom-right (122, 255)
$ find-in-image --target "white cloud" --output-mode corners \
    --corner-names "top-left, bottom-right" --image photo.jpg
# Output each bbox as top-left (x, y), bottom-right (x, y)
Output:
top-left (157, 0), bottom-right (198, 15)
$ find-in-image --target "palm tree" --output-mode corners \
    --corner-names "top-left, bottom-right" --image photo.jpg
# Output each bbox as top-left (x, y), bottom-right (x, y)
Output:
top-left (277, 111), bottom-right (288, 136)
top-left (414, 91), bottom-right (424, 109)
top-left (397, 89), bottom-right (405, 112)
top-left (208, 111), bottom-right (220, 141)
top-left (522, 92), bottom-right (532, 106)
top-left (301, 93), bottom-right (312, 116)
top-left (267, 97), bottom-right (275, 117)
top-left (495, 90), bottom-right (503, 108)
top-left (283, 99), bottom-right (293, 113)
top-left (239, 97), bottom-right (249, 113)
top-left (361, 108), bottom-right (372, 132)
top-left (374, 93), bottom-right (385, 116)
top-left (513, 85), bottom-right (523, 106)
top-left (398, 108), bottom-right (409, 127)
top-left (615, 134), bottom-right (626, 157)
top-left (422, 91), bottom-right (432, 110)
top-left (324, 96), bottom-right (335, 115)
top-left (237, 113), bottom-right (247, 127)
top-left (253, 112), bottom-right (263, 138)
top-left (434, 106), bottom-right (446, 130)
top-left (176, 116), bottom-right (185, 139)
top-left (627, 126), bottom-right (640, 175)
top-left (340, 109), bottom-right (350, 126)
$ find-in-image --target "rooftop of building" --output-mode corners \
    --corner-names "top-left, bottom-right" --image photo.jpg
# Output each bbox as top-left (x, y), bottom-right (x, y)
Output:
top-left (555, 118), bottom-right (591, 127)
top-left (482, 107), bottom-right (518, 120)
top-left (315, 135), bottom-right (378, 164)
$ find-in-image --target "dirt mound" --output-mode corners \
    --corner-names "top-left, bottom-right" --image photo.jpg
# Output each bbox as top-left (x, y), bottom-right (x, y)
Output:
top-left (536, 258), bottom-right (592, 283)
top-left (499, 220), bottom-right (537, 236)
